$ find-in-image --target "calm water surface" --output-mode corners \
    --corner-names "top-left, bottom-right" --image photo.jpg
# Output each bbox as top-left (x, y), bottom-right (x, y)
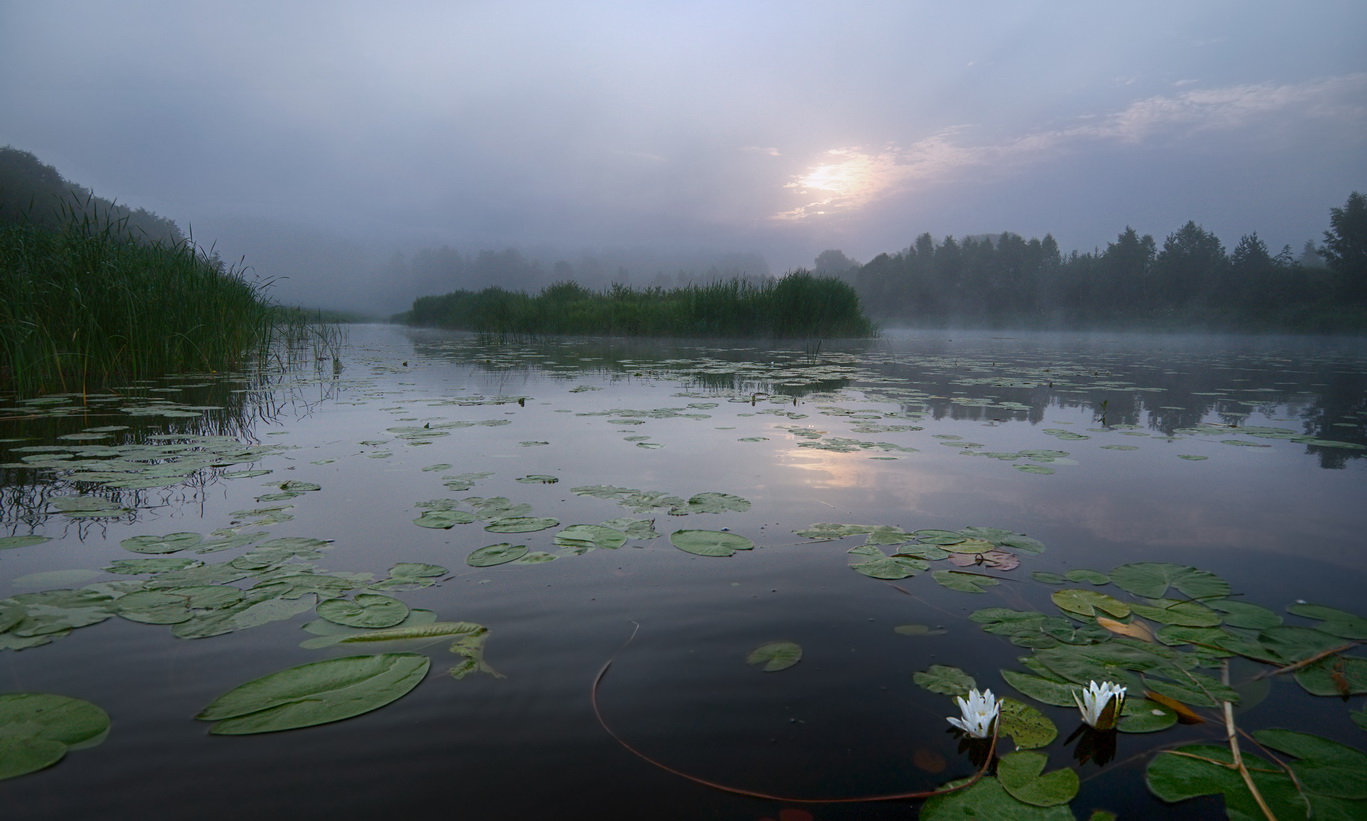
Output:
top-left (2, 325), bottom-right (1364, 820)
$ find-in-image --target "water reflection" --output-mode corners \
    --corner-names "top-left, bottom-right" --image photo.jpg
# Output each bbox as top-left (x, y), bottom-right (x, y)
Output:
top-left (404, 328), bottom-right (1367, 466)
top-left (0, 349), bottom-right (346, 534)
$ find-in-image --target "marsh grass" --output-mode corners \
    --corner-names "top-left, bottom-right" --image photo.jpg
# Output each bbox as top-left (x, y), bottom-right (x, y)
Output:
top-left (405, 272), bottom-right (876, 341)
top-left (0, 201), bottom-right (335, 397)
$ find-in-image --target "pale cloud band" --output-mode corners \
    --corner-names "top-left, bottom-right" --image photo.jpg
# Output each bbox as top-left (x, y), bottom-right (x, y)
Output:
top-left (774, 73), bottom-right (1367, 222)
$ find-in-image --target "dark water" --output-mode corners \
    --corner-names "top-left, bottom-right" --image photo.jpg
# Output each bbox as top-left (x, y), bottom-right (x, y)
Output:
top-left (2, 325), bottom-right (1364, 820)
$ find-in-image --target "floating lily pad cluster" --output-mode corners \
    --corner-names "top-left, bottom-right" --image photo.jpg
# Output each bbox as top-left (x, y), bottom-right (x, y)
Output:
top-left (795, 523), bottom-right (1044, 585)
top-left (913, 559), bottom-right (1367, 818)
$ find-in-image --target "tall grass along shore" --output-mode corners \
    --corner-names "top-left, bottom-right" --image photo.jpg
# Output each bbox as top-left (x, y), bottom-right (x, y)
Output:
top-left (0, 204), bottom-right (314, 398)
top-left (401, 272), bottom-right (876, 340)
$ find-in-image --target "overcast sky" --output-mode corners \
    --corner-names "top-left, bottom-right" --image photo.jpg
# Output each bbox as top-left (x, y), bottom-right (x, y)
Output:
top-left (3, 1), bottom-right (1365, 311)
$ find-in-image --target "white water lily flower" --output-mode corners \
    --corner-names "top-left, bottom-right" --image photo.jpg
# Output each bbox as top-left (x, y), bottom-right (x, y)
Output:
top-left (947, 688), bottom-right (1000, 738)
top-left (1074, 680), bottom-right (1126, 730)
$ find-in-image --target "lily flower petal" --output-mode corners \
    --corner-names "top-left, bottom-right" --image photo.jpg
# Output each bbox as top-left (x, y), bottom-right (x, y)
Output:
top-left (1074, 680), bottom-right (1126, 730)
top-left (947, 688), bottom-right (1000, 738)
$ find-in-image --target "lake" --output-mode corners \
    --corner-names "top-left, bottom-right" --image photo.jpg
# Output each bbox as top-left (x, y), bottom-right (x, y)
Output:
top-left (2, 324), bottom-right (1365, 820)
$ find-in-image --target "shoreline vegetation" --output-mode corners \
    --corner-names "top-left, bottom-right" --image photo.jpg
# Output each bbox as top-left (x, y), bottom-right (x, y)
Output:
top-left (1, 148), bottom-right (338, 398)
top-left (397, 273), bottom-right (877, 340)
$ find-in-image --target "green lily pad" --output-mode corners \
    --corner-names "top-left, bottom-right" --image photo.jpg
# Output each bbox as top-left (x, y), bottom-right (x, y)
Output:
top-left (120, 532), bottom-right (204, 555)
top-left (683, 492), bottom-right (751, 514)
top-left (913, 664), bottom-right (976, 696)
top-left (196, 653), bottom-right (430, 734)
top-left (894, 624), bottom-right (947, 637)
top-left (316, 594), bottom-right (409, 629)
top-left (1051, 589), bottom-right (1131, 619)
top-left (484, 516), bottom-right (559, 534)
top-left (933, 570), bottom-right (999, 593)
top-left (413, 510), bottom-right (475, 529)
top-left (746, 640), bottom-right (802, 672)
top-left (553, 525), bottom-right (628, 551)
top-left (1109, 563), bottom-right (1230, 600)
top-left (0, 693), bottom-right (111, 781)
top-left (339, 621), bottom-right (487, 643)
top-left (1064, 569), bottom-right (1109, 585)
top-left (999, 698), bottom-right (1058, 750)
top-left (997, 750), bottom-right (1078, 806)
top-left (851, 556), bottom-right (928, 579)
top-left (922, 777), bottom-right (1074, 820)
top-left (0, 535), bottom-right (51, 551)
top-left (467, 543), bottom-right (530, 567)
top-left (669, 529), bottom-right (754, 557)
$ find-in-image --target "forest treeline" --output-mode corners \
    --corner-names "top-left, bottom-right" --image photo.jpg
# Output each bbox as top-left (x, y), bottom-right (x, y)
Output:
top-left (403, 273), bottom-right (874, 340)
top-left (829, 192), bottom-right (1367, 332)
top-left (0, 146), bottom-right (186, 246)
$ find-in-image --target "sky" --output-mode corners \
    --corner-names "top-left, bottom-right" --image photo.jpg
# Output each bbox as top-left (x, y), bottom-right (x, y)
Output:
top-left (2, 1), bottom-right (1365, 313)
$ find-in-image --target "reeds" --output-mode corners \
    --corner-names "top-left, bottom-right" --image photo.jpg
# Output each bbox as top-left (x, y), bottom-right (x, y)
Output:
top-left (404, 272), bottom-right (876, 340)
top-left (0, 201), bottom-right (303, 397)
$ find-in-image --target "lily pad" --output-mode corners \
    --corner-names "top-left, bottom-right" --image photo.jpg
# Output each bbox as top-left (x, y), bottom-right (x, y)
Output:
top-left (932, 570), bottom-right (1000, 593)
top-left (0, 693), bottom-right (111, 781)
top-left (669, 529), bottom-right (754, 557)
top-left (467, 543), bottom-right (530, 567)
top-left (746, 640), bottom-right (802, 672)
top-left (913, 664), bottom-right (976, 696)
top-left (0, 535), bottom-right (51, 551)
top-left (316, 594), bottom-right (409, 629)
top-left (484, 516), bottom-right (559, 534)
top-left (120, 532), bottom-right (204, 555)
top-left (997, 750), bottom-right (1078, 806)
top-left (922, 776), bottom-right (1074, 820)
top-left (196, 653), bottom-right (430, 734)
top-left (553, 525), bottom-right (628, 552)
top-left (1109, 563), bottom-right (1230, 600)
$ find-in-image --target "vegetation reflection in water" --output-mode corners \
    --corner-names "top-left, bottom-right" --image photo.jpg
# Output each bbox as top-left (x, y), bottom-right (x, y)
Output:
top-left (1, 327), bottom-right (1364, 819)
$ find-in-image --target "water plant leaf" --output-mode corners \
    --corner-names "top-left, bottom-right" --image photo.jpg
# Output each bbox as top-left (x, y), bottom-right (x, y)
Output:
top-left (997, 750), bottom-right (1078, 806)
top-left (1118, 697), bottom-right (1180, 732)
top-left (1001, 670), bottom-right (1080, 707)
top-left (120, 527), bottom-right (205, 554)
top-left (1146, 744), bottom-right (1310, 821)
top-left (1109, 563), bottom-right (1230, 600)
top-left (0, 693), bottom-right (110, 780)
top-left (933, 570), bottom-right (999, 593)
top-left (939, 537), bottom-right (996, 555)
top-left (196, 653), bottom-right (429, 734)
top-left (913, 664), bottom-right (975, 696)
top-left (1052, 589), bottom-right (1130, 619)
top-left (1128, 599), bottom-right (1221, 627)
top-left (467, 543), bottom-right (529, 567)
top-left (484, 516), bottom-right (559, 534)
top-left (1096, 616), bottom-right (1156, 642)
top-left (553, 524), bottom-right (628, 552)
top-left (999, 698), bottom-right (1058, 750)
top-left (1254, 729), bottom-right (1367, 799)
top-left (316, 594), bottom-right (409, 629)
top-left (894, 624), bottom-right (947, 637)
top-left (339, 621), bottom-right (487, 643)
top-left (1293, 656), bottom-right (1367, 696)
top-left (669, 529), bottom-right (754, 557)
top-left (746, 640), bottom-right (802, 672)
top-left (413, 510), bottom-right (475, 529)
top-left (0, 535), bottom-right (51, 550)
top-left (913, 529), bottom-right (967, 545)
top-left (1064, 569), bottom-right (1109, 585)
top-left (1286, 603), bottom-right (1367, 640)
top-left (921, 776), bottom-right (1074, 820)
top-left (851, 556), bottom-right (927, 579)
top-left (682, 492), bottom-right (751, 514)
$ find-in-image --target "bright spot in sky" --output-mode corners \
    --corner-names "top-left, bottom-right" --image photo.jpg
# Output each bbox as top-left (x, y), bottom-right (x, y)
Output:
top-left (777, 147), bottom-right (904, 222)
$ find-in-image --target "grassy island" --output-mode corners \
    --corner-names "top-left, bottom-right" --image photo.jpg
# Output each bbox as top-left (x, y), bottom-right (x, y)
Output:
top-left (400, 272), bottom-right (876, 340)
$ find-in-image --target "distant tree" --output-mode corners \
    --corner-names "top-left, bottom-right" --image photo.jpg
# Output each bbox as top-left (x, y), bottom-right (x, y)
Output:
top-left (1322, 191), bottom-right (1367, 301)
top-left (1299, 240), bottom-right (1325, 268)
top-left (1154, 221), bottom-right (1227, 308)
top-left (1100, 227), bottom-right (1156, 312)
top-left (813, 249), bottom-right (859, 279)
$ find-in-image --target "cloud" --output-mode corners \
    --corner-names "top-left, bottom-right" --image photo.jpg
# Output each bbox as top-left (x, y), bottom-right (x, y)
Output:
top-left (772, 73), bottom-right (1367, 222)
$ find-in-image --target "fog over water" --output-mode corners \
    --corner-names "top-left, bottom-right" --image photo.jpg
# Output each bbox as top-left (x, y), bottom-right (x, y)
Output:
top-left (1, 1), bottom-right (1364, 313)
